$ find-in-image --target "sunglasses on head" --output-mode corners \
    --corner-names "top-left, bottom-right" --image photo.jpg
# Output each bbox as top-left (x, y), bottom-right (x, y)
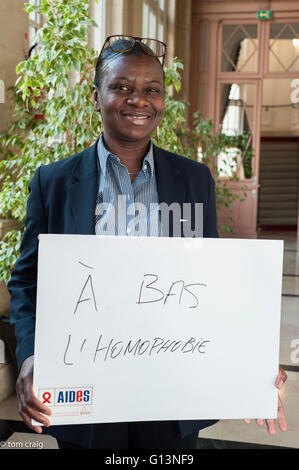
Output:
top-left (99, 35), bottom-right (167, 66)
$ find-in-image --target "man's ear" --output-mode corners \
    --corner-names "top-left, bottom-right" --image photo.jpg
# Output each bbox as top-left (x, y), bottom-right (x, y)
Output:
top-left (92, 86), bottom-right (101, 113)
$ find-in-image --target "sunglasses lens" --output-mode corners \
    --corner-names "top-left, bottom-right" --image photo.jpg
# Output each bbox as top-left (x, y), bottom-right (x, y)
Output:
top-left (141, 39), bottom-right (166, 57)
top-left (103, 36), bottom-right (166, 63)
top-left (108, 36), bottom-right (135, 52)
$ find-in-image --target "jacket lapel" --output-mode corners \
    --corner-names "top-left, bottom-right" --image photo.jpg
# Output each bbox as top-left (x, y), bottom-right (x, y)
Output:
top-left (68, 142), bottom-right (187, 236)
top-left (69, 140), bottom-right (99, 235)
top-left (153, 145), bottom-right (186, 237)
top-left (153, 145), bottom-right (186, 206)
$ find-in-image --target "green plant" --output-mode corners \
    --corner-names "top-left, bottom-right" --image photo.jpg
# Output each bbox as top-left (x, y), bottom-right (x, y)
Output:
top-left (0, 0), bottom-right (251, 282)
top-left (0, 0), bottom-right (99, 281)
top-left (186, 112), bottom-right (251, 231)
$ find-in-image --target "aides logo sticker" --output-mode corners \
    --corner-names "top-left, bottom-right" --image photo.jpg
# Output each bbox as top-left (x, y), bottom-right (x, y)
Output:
top-left (55, 387), bottom-right (92, 406)
top-left (38, 386), bottom-right (93, 411)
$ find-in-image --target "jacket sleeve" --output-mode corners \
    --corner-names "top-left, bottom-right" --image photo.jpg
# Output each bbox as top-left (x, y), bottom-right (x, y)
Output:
top-left (8, 167), bottom-right (47, 370)
top-left (203, 168), bottom-right (219, 238)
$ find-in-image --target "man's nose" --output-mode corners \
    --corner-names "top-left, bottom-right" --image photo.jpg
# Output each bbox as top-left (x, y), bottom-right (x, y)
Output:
top-left (126, 89), bottom-right (149, 107)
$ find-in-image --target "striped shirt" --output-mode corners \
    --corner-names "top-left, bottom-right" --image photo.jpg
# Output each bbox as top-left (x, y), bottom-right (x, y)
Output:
top-left (95, 134), bottom-right (162, 237)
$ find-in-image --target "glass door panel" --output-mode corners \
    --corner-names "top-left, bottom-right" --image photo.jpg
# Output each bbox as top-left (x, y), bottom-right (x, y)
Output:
top-left (221, 24), bottom-right (258, 72)
top-left (269, 23), bottom-right (299, 72)
top-left (261, 78), bottom-right (299, 135)
top-left (218, 83), bottom-right (256, 179)
top-left (258, 78), bottom-right (299, 229)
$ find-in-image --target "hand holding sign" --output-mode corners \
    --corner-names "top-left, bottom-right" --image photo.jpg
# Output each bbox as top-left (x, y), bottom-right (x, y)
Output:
top-left (16, 355), bottom-right (51, 433)
top-left (244, 367), bottom-right (287, 435)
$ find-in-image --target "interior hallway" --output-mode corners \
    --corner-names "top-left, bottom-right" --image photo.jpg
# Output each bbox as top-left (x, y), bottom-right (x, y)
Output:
top-left (0, 231), bottom-right (298, 449)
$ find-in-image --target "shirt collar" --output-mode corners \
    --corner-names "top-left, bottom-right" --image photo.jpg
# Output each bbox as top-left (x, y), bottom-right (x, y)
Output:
top-left (97, 133), bottom-right (155, 179)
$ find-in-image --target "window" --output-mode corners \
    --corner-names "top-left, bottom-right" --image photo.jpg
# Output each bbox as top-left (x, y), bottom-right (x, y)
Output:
top-left (217, 83), bottom-right (256, 179)
top-left (28, 0), bottom-right (42, 53)
top-left (90, 0), bottom-right (106, 52)
top-left (142, 0), bottom-right (167, 42)
top-left (221, 24), bottom-right (258, 73)
top-left (269, 23), bottom-right (299, 72)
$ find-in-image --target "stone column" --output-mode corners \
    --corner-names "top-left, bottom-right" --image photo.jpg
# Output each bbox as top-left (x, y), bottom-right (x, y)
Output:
top-left (106, 0), bottom-right (125, 36)
top-left (172, 0), bottom-right (192, 102)
top-left (122, 0), bottom-right (143, 37)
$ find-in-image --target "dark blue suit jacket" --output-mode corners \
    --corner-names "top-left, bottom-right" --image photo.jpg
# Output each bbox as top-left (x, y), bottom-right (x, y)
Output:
top-left (8, 140), bottom-right (219, 447)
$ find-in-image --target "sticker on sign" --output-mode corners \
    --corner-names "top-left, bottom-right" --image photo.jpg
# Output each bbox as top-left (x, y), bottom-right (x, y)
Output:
top-left (35, 386), bottom-right (93, 421)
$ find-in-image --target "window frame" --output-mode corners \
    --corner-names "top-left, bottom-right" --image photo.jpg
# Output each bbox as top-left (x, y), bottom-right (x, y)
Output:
top-left (28, 0), bottom-right (43, 53)
top-left (142, 0), bottom-right (168, 43)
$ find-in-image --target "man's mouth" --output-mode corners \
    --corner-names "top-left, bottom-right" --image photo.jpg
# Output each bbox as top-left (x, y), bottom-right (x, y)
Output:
top-left (121, 112), bottom-right (153, 125)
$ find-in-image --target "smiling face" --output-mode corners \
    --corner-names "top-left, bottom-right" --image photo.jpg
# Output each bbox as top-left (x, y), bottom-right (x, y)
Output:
top-left (93, 53), bottom-right (165, 144)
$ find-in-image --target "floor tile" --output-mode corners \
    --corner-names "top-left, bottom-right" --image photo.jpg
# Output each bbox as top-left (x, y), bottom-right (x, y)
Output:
top-left (282, 276), bottom-right (299, 295)
top-left (283, 251), bottom-right (299, 275)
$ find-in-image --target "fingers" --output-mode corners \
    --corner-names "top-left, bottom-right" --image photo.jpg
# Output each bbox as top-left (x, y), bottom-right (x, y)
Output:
top-left (264, 397), bottom-right (287, 435)
top-left (248, 395), bottom-right (287, 435)
top-left (245, 418), bottom-right (272, 433)
top-left (244, 367), bottom-right (288, 435)
top-left (265, 419), bottom-right (276, 435)
top-left (246, 417), bottom-right (281, 435)
top-left (247, 418), bottom-right (275, 434)
top-left (17, 382), bottom-right (52, 433)
top-left (16, 356), bottom-right (51, 434)
top-left (277, 395), bottom-right (287, 432)
top-left (275, 367), bottom-right (287, 390)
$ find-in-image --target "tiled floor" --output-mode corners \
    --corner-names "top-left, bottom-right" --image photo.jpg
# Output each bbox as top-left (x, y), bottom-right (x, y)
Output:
top-left (1, 230), bottom-right (298, 449)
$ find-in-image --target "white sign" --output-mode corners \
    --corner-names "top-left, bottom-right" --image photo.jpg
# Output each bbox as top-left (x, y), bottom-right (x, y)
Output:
top-left (33, 235), bottom-right (283, 426)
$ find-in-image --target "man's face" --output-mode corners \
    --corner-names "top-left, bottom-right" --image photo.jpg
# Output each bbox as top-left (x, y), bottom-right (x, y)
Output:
top-left (94, 54), bottom-right (165, 143)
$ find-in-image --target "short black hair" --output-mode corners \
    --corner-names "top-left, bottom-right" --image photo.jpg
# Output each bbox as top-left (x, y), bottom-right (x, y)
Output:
top-left (94, 39), bottom-right (164, 90)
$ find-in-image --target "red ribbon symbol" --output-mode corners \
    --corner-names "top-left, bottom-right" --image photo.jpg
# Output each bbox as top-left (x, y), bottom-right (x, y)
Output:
top-left (42, 392), bottom-right (51, 404)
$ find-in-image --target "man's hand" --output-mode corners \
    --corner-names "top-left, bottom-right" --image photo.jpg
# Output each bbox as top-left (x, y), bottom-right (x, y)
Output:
top-left (16, 355), bottom-right (52, 434)
top-left (244, 367), bottom-right (287, 435)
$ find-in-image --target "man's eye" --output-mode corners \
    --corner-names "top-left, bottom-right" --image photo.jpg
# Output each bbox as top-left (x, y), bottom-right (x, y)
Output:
top-left (118, 85), bottom-right (130, 91)
top-left (147, 88), bottom-right (161, 94)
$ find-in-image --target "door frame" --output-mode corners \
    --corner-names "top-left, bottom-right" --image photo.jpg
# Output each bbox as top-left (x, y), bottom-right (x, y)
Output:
top-left (190, 3), bottom-right (299, 238)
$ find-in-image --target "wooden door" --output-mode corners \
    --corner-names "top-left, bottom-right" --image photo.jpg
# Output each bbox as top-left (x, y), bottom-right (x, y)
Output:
top-left (190, 2), bottom-right (299, 239)
top-left (215, 20), bottom-right (263, 238)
